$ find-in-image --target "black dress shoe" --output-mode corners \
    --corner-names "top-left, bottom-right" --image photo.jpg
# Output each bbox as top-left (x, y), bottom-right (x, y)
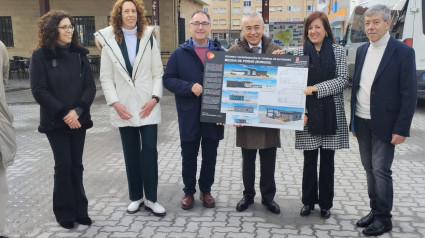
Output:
top-left (300, 204), bottom-right (314, 216)
top-left (320, 208), bottom-right (331, 219)
top-left (236, 196), bottom-right (254, 212)
top-left (261, 199), bottom-right (280, 214)
top-left (77, 216), bottom-right (92, 226)
top-left (59, 221), bottom-right (74, 229)
top-left (356, 211), bottom-right (374, 228)
top-left (362, 218), bottom-right (392, 236)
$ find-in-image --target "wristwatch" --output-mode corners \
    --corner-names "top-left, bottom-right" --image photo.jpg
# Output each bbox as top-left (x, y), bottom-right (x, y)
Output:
top-left (152, 95), bottom-right (160, 103)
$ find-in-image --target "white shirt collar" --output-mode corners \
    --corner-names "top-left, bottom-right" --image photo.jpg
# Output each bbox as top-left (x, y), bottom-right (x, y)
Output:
top-left (248, 40), bottom-right (262, 49)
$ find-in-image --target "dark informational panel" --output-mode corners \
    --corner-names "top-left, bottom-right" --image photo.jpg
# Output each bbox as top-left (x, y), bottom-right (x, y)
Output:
top-left (201, 51), bottom-right (309, 130)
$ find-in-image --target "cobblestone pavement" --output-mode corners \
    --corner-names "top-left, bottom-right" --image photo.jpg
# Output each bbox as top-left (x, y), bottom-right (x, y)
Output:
top-left (3, 78), bottom-right (425, 238)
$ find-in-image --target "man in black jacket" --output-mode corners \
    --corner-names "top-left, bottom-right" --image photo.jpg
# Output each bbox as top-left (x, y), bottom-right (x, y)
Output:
top-left (163, 10), bottom-right (224, 210)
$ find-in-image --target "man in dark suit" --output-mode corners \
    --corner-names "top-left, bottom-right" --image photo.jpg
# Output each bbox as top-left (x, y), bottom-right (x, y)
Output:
top-left (228, 12), bottom-right (284, 214)
top-left (349, 4), bottom-right (417, 237)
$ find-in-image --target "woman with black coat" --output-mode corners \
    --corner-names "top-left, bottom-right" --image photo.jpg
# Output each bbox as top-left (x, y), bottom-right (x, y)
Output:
top-left (30, 10), bottom-right (96, 229)
top-left (295, 11), bottom-right (349, 219)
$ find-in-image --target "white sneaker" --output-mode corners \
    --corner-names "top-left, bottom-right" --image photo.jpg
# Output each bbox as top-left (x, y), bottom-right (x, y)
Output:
top-left (144, 200), bottom-right (166, 217)
top-left (127, 199), bottom-right (144, 214)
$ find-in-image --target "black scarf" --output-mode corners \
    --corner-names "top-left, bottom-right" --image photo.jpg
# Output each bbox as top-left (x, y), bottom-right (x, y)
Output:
top-left (303, 37), bottom-right (337, 135)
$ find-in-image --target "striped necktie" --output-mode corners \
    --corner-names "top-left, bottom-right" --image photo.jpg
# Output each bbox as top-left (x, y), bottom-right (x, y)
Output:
top-left (251, 46), bottom-right (260, 53)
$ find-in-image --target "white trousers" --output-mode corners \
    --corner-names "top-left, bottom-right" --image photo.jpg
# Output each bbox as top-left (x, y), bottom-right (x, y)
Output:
top-left (0, 165), bottom-right (7, 235)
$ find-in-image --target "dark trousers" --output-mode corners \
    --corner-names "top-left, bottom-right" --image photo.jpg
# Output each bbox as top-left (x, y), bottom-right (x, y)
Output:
top-left (119, 125), bottom-right (158, 202)
top-left (302, 148), bottom-right (335, 209)
top-left (241, 147), bottom-right (277, 202)
top-left (355, 116), bottom-right (394, 219)
top-left (181, 137), bottom-right (219, 194)
top-left (46, 130), bottom-right (88, 223)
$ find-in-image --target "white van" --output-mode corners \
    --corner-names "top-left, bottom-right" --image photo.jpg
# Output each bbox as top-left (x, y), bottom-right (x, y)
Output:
top-left (342, 0), bottom-right (425, 95)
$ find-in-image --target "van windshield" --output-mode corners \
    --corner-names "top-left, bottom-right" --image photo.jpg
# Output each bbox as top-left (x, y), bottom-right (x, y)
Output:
top-left (390, 0), bottom-right (408, 39)
top-left (349, 6), bottom-right (369, 43)
top-left (347, 1), bottom-right (410, 43)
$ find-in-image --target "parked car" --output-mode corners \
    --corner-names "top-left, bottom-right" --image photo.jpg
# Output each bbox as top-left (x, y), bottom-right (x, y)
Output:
top-left (218, 39), bottom-right (230, 49)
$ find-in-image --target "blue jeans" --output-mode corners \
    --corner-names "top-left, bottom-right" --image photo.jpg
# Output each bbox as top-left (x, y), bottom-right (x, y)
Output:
top-left (355, 116), bottom-right (395, 219)
top-left (181, 137), bottom-right (219, 194)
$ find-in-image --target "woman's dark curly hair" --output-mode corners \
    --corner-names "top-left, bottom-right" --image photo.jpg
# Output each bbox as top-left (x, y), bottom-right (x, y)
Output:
top-left (36, 10), bottom-right (81, 52)
top-left (110, 0), bottom-right (148, 44)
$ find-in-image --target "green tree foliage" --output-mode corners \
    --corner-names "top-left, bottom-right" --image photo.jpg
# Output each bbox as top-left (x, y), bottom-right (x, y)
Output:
top-left (275, 30), bottom-right (292, 44)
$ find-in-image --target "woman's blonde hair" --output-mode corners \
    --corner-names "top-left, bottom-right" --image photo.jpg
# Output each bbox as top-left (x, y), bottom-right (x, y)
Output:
top-left (109, 0), bottom-right (148, 44)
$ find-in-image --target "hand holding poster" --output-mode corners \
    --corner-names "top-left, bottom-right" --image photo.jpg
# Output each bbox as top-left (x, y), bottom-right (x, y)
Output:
top-left (201, 51), bottom-right (309, 130)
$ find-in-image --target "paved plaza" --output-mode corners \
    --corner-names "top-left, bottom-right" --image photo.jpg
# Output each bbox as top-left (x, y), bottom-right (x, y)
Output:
top-left (3, 78), bottom-right (425, 237)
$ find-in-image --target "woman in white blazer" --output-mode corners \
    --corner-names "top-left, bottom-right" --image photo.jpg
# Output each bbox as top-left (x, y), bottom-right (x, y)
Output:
top-left (95, 0), bottom-right (165, 216)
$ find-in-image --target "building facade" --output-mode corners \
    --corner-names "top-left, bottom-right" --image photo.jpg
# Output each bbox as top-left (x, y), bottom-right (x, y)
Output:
top-left (204, 0), bottom-right (319, 44)
top-left (0, 0), bottom-right (209, 58)
top-left (326, 0), bottom-right (361, 42)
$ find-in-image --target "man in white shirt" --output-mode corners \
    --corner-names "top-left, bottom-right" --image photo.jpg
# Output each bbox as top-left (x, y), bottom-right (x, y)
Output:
top-left (349, 5), bottom-right (417, 237)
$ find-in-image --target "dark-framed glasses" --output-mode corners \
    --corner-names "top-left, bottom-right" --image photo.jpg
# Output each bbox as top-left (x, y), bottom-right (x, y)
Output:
top-left (190, 21), bottom-right (210, 27)
top-left (57, 25), bottom-right (75, 31)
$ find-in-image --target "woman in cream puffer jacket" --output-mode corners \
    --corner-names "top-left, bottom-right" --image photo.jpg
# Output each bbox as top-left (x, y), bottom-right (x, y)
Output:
top-left (94, 0), bottom-right (164, 217)
top-left (95, 25), bottom-right (163, 127)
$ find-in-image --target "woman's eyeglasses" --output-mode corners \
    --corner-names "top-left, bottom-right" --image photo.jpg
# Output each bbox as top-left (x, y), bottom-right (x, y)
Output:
top-left (57, 25), bottom-right (75, 31)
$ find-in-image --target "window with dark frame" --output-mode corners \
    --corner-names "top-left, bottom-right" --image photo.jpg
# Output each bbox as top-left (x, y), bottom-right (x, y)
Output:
top-left (0, 17), bottom-right (14, 47)
top-left (307, 5), bottom-right (313, 12)
top-left (74, 16), bottom-right (95, 46)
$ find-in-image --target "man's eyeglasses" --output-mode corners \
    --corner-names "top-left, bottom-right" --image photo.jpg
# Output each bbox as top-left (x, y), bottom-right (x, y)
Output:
top-left (57, 25), bottom-right (75, 31)
top-left (190, 21), bottom-right (210, 28)
top-left (243, 25), bottom-right (263, 32)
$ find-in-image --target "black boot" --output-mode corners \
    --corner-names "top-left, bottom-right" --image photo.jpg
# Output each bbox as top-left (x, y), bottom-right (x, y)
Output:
top-left (300, 204), bottom-right (314, 216)
top-left (58, 221), bottom-right (74, 229)
top-left (320, 208), bottom-right (331, 219)
top-left (236, 196), bottom-right (254, 212)
top-left (362, 218), bottom-right (392, 236)
top-left (356, 211), bottom-right (374, 227)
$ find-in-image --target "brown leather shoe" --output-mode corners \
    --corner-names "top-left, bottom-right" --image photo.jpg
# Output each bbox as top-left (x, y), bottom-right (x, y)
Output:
top-left (200, 192), bottom-right (215, 208)
top-left (181, 194), bottom-right (194, 210)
